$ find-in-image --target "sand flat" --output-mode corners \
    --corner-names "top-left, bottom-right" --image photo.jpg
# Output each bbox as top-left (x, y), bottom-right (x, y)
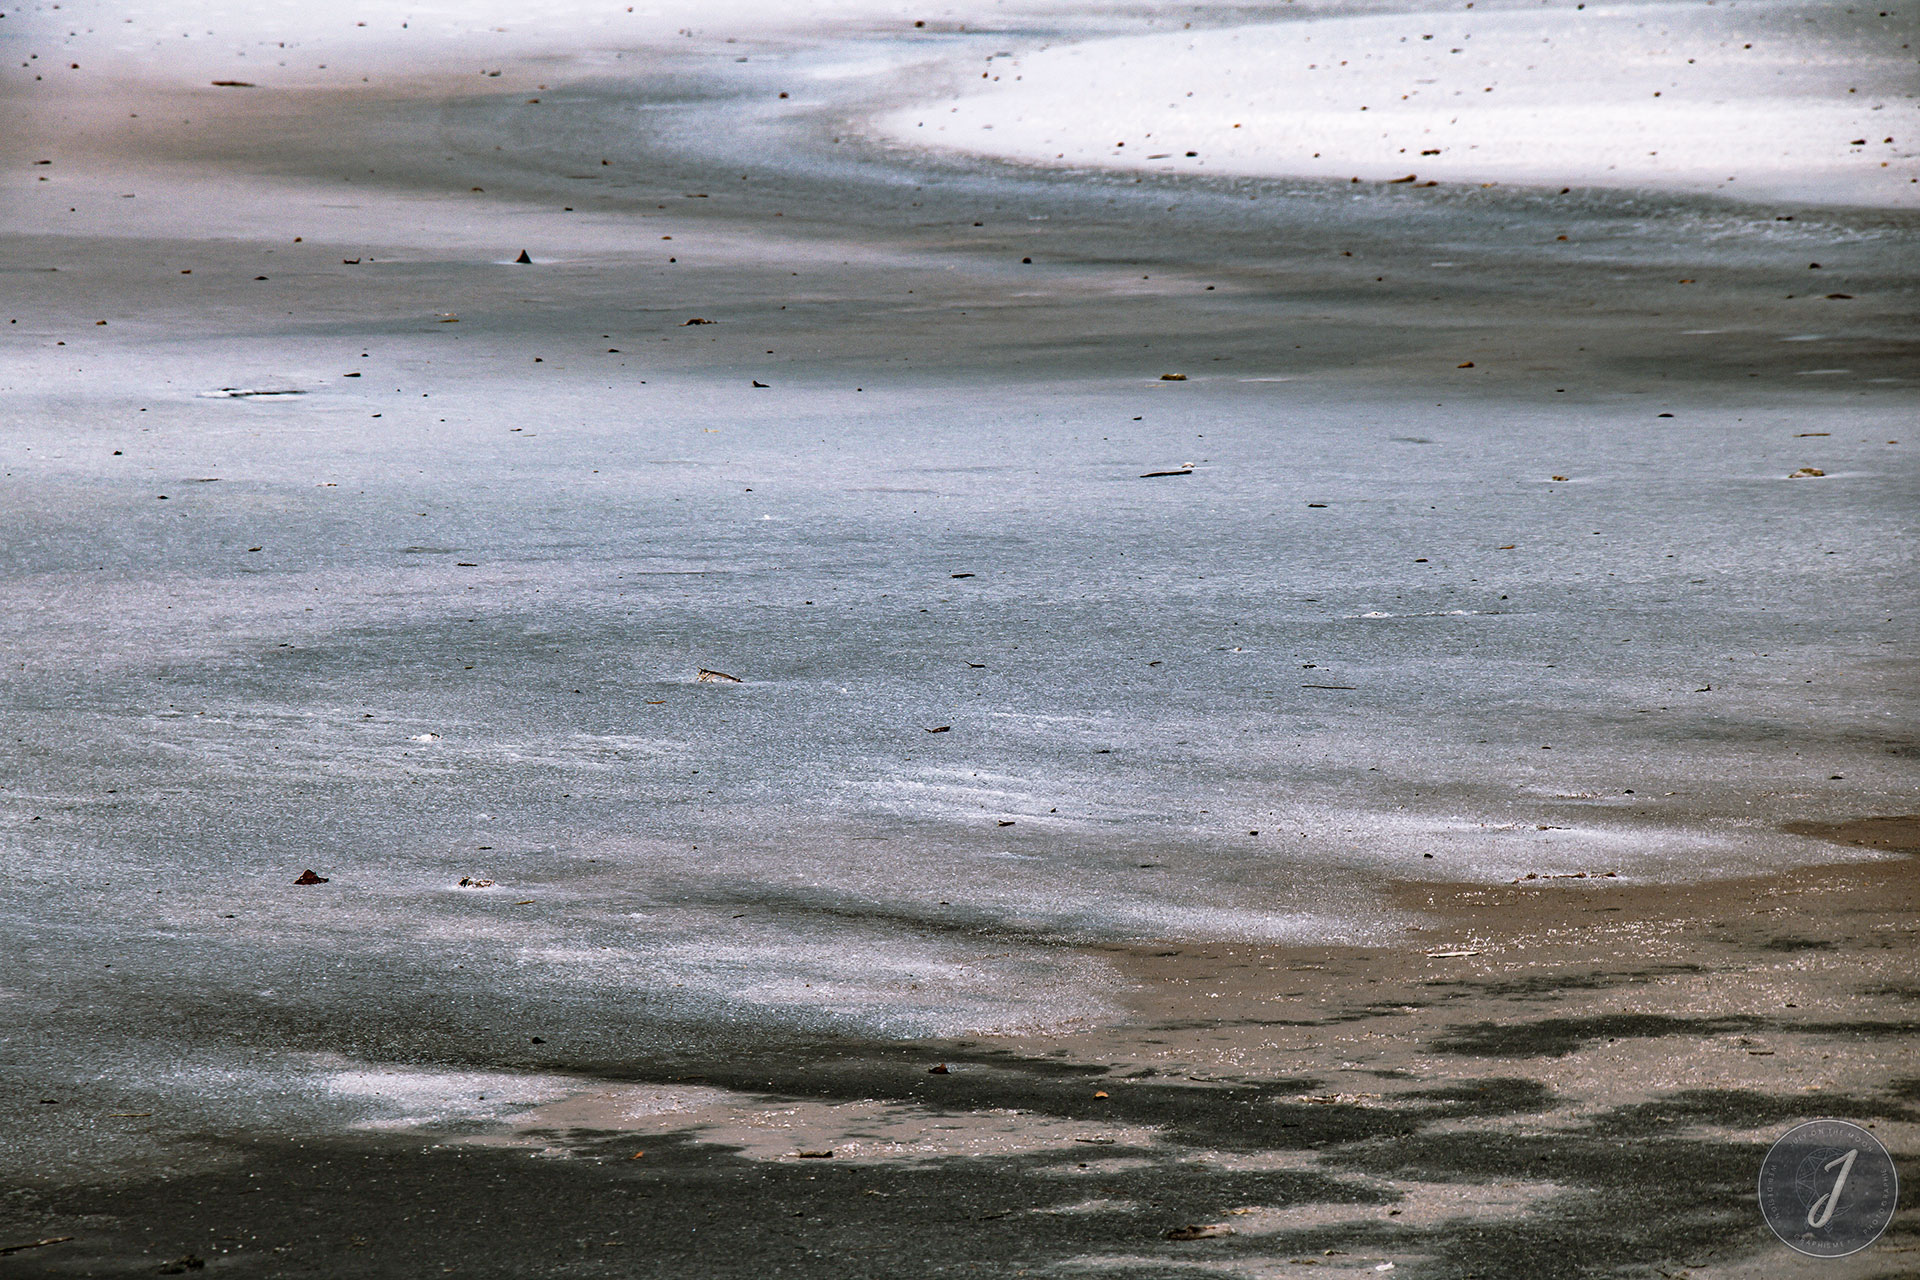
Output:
top-left (879, 2), bottom-right (1919, 207)
top-left (1, 2), bottom-right (1914, 1275)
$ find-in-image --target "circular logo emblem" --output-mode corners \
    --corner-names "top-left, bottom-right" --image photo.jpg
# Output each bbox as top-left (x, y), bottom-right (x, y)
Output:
top-left (1758, 1119), bottom-right (1898, 1258)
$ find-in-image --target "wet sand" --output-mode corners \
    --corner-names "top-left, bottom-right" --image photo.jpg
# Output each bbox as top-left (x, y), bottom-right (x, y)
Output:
top-left (2, 2), bottom-right (1917, 1276)
top-left (5, 829), bottom-right (1913, 1277)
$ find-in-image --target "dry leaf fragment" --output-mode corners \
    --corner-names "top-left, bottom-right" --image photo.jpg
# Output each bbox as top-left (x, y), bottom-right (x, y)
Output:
top-left (0, 1238), bottom-right (75, 1257)
top-left (1158, 372), bottom-right (1187, 381)
top-left (293, 869), bottom-right (329, 885)
top-left (696, 668), bottom-right (742, 683)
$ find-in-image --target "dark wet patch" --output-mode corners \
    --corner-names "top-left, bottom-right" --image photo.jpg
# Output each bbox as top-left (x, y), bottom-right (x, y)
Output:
top-left (1758, 936), bottom-right (1836, 952)
top-left (1781, 815), bottom-right (1920, 854)
top-left (1428, 1013), bottom-right (1764, 1058)
top-left (1398, 1079), bottom-right (1558, 1117)
top-left (23, 1079), bottom-right (1898, 1280)
top-left (1790, 1019), bottom-right (1920, 1040)
top-left (7, 1038), bottom-right (1911, 1280)
top-left (1422, 964), bottom-right (1704, 1001)
top-left (1583, 1087), bottom-right (1918, 1134)
top-left (1324, 1086), bottom-right (1919, 1279)
top-left (0, 1129), bottom-right (1387, 1280)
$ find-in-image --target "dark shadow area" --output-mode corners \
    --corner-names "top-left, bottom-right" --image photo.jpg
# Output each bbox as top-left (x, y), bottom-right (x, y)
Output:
top-left (1427, 1014), bottom-right (1765, 1058)
top-left (6, 1077), bottom-right (1911, 1280)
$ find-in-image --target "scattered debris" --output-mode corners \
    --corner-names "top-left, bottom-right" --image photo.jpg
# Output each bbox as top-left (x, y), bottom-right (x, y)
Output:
top-left (1457, 361), bottom-right (1475, 368)
top-left (696, 668), bottom-right (742, 683)
top-left (210, 80), bottom-right (254, 88)
top-left (1512, 871), bottom-right (1620, 883)
top-left (1789, 467), bottom-right (1825, 478)
top-left (1158, 373), bottom-right (1187, 381)
top-left (408, 733), bottom-right (440, 743)
top-left (1424, 949), bottom-right (1481, 958)
top-left (513, 250), bottom-right (532, 264)
top-left (0, 1239), bottom-right (74, 1258)
top-left (925, 725), bottom-right (951, 733)
top-left (751, 380), bottom-right (769, 387)
top-left (1140, 467), bottom-right (1193, 478)
top-left (293, 869), bottom-right (329, 885)
top-left (1166, 1224), bottom-right (1234, 1241)
top-left (201, 387), bottom-right (305, 399)
top-left (457, 877), bottom-right (495, 888)
top-left (158, 1256), bottom-right (205, 1274)
top-left (794, 1149), bottom-right (834, 1159)
top-left (1550, 475), bottom-right (1569, 482)
top-left (682, 317), bottom-right (714, 326)
top-left (1387, 174), bottom-right (1417, 184)
top-left (927, 1063), bottom-right (950, 1074)
top-left (950, 572), bottom-right (975, 579)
